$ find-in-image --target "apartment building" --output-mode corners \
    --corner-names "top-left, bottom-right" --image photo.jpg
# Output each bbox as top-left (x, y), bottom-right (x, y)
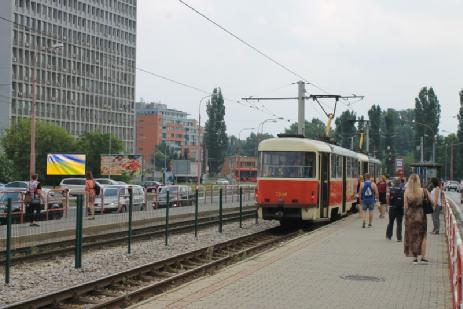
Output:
top-left (0, 0), bottom-right (137, 151)
top-left (135, 102), bottom-right (202, 168)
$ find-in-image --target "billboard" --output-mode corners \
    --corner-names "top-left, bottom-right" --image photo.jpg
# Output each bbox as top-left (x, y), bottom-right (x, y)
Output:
top-left (47, 154), bottom-right (86, 175)
top-left (100, 155), bottom-right (142, 176)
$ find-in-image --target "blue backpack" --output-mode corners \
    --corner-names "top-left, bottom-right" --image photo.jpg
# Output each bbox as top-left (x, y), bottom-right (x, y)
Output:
top-left (362, 181), bottom-right (375, 202)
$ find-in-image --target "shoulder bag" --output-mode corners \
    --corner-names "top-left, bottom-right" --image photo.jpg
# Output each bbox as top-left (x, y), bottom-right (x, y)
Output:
top-left (422, 189), bottom-right (434, 214)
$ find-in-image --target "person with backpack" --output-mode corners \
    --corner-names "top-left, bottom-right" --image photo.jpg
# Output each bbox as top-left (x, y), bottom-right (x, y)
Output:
top-left (386, 178), bottom-right (405, 241)
top-left (360, 173), bottom-right (379, 228)
top-left (85, 171), bottom-right (97, 220)
top-left (27, 174), bottom-right (43, 227)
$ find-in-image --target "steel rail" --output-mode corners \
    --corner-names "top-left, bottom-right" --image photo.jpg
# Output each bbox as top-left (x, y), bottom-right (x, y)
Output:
top-left (0, 209), bottom-right (257, 265)
top-left (4, 226), bottom-right (304, 309)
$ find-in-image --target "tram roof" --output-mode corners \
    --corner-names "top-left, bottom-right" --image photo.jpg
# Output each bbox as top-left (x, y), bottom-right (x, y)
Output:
top-left (258, 137), bottom-right (332, 152)
top-left (258, 138), bottom-right (381, 163)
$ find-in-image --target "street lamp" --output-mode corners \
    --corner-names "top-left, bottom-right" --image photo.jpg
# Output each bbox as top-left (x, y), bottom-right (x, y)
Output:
top-left (29, 42), bottom-right (64, 177)
top-left (411, 120), bottom-right (436, 162)
top-left (255, 118), bottom-right (284, 156)
top-left (197, 94), bottom-right (212, 187)
top-left (108, 120), bottom-right (112, 179)
top-left (238, 127), bottom-right (255, 186)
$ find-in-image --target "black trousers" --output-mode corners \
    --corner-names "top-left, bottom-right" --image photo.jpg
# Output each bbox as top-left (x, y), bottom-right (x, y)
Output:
top-left (386, 207), bottom-right (403, 240)
top-left (27, 202), bottom-right (41, 222)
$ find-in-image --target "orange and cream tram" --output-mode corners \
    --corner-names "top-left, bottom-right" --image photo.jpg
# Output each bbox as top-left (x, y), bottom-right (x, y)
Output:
top-left (256, 135), bottom-right (381, 223)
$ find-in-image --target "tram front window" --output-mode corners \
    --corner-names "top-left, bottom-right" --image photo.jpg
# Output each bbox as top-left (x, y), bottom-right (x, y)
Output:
top-left (259, 151), bottom-right (315, 178)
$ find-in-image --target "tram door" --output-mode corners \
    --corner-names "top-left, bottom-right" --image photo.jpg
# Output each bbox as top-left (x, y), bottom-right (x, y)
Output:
top-left (342, 157), bottom-right (347, 214)
top-left (319, 152), bottom-right (330, 218)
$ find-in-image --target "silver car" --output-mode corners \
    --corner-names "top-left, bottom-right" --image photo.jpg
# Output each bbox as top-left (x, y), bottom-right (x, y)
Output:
top-left (94, 185), bottom-right (145, 213)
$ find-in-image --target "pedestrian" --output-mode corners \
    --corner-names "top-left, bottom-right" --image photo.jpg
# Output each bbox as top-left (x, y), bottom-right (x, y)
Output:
top-left (356, 175), bottom-right (364, 218)
top-left (85, 171), bottom-right (96, 220)
top-left (404, 173), bottom-right (430, 264)
top-left (27, 174), bottom-right (42, 227)
top-left (377, 175), bottom-right (388, 218)
top-left (386, 178), bottom-right (405, 241)
top-left (430, 177), bottom-right (444, 235)
top-left (360, 173), bottom-right (378, 228)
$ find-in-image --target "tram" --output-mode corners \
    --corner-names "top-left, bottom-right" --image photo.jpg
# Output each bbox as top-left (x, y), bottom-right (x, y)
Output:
top-left (255, 135), bottom-right (381, 223)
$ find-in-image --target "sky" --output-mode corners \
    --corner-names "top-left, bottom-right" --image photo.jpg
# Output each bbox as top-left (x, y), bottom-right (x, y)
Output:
top-left (135, 0), bottom-right (463, 139)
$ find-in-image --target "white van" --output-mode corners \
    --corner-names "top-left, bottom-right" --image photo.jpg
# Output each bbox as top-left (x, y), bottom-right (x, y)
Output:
top-left (59, 178), bottom-right (86, 196)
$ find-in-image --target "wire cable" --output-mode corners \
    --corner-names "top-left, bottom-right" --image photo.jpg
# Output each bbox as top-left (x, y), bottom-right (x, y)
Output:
top-left (177, 0), bottom-right (331, 94)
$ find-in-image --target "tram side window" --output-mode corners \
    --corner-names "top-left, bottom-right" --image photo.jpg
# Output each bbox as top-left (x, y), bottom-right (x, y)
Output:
top-left (352, 160), bottom-right (359, 178)
top-left (331, 154), bottom-right (342, 179)
top-left (346, 157), bottom-right (352, 178)
top-left (336, 156), bottom-right (342, 178)
top-left (260, 151), bottom-right (315, 178)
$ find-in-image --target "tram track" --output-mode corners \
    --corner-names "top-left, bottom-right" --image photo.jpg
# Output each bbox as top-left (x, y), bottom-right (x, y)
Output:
top-left (3, 223), bottom-right (313, 309)
top-left (0, 209), bottom-right (257, 266)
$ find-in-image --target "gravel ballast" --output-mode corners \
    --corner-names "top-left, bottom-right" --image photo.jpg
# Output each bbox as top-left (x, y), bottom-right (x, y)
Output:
top-left (0, 219), bottom-right (278, 306)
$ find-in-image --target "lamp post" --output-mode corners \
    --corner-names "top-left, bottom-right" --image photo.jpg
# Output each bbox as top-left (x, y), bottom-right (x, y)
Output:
top-left (197, 94), bottom-right (212, 187)
top-left (29, 42), bottom-right (64, 177)
top-left (238, 127), bottom-right (255, 186)
top-left (411, 120), bottom-right (436, 162)
top-left (108, 120), bottom-right (112, 179)
top-left (255, 118), bottom-right (283, 156)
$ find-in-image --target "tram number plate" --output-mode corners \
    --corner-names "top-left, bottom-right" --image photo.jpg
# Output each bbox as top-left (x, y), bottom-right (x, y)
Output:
top-left (275, 192), bottom-right (287, 198)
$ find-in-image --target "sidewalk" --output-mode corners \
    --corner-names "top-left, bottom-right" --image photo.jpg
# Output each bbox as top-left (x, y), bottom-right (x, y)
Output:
top-left (133, 213), bottom-right (451, 309)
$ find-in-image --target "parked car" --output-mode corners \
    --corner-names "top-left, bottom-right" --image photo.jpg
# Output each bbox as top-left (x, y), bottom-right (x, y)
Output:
top-left (94, 185), bottom-right (145, 213)
top-left (0, 188), bottom-right (64, 224)
top-left (153, 185), bottom-right (194, 208)
top-left (446, 181), bottom-right (460, 192)
top-left (143, 181), bottom-right (162, 192)
top-left (216, 178), bottom-right (230, 185)
top-left (59, 178), bottom-right (86, 196)
top-left (5, 181), bottom-right (29, 189)
top-left (95, 178), bottom-right (120, 185)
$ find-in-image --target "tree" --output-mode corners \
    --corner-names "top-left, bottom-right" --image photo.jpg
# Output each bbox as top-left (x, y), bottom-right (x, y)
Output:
top-left (415, 87), bottom-right (441, 161)
top-left (151, 141), bottom-right (181, 171)
top-left (204, 88), bottom-right (228, 174)
top-left (1, 119), bottom-right (76, 183)
top-left (242, 132), bottom-right (273, 156)
top-left (333, 111), bottom-right (357, 149)
top-left (0, 151), bottom-right (19, 183)
top-left (284, 118), bottom-right (325, 139)
top-left (76, 131), bottom-right (123, 178)
top-left (368, 105), bottom-right (382, 159)
top-left (384, 109), bottom-right (398, 176)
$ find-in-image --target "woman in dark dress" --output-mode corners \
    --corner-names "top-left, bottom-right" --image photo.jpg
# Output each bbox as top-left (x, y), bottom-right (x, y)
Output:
top-left (404, 173), bottom-right (430, 264)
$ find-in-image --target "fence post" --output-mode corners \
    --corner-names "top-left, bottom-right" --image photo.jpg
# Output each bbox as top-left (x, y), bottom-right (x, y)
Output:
top-left (255, 206), bottom-right (259, 225)
top-left (128, 186), bottom-right (133, 254)
top-left (75, 195), bottom-right (83, 269)
top-left (5, 198), bottom-right (12, 284)
top-left (195, 188), bottom-right (199, 238)
top-left (219, 188), bottom-right (223, 233)
top-left (239, 187), bottom-right (243, 228)
top-left (165, 190), bottom-right (170, 246)
top-left (210, 186), bottom-right (213, 204)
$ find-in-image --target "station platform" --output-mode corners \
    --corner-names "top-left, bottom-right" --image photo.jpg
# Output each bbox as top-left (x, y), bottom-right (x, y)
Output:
top-left (133, 212), bottom-right (451, 309)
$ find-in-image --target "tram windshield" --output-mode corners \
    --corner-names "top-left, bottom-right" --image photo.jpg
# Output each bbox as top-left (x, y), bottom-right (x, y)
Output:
top-left (259, 151), bottom-right (315, 178)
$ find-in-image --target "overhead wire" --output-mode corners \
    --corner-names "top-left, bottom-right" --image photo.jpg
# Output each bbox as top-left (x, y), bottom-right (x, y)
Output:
top-left (0, 14), bottom-right (282, 119)
top-left (177, 0), bottom-right (332, 95)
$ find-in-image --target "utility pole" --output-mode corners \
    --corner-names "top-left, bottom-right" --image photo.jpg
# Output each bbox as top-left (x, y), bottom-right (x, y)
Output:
top-left (450, 143), bottom-right (454, 180)
top-left (242, 83), bottom-right (363, 138)
top-left (365, 121), bottom-right (370, 155)
top-left (297, 81), bottom-right (306, 135)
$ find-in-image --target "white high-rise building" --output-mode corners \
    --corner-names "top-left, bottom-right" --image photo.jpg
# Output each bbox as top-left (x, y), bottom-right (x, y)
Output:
top-left (0, 0), bottom-right (137, 151)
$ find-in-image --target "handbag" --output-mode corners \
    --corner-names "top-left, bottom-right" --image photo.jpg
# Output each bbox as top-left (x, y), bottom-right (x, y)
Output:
top-left (422, 189), bottom-right (434, 214)
top-left (24, 191), bottom-right (32, 204)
